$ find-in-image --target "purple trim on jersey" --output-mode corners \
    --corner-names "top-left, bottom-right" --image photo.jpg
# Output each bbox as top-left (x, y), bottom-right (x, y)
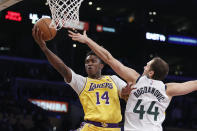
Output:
top-left (165, 85), bottom-right (167, 90)
top-left (79, 78), bottom-right (87, 96)
top-left (85, 120), bottom-right (120, 128)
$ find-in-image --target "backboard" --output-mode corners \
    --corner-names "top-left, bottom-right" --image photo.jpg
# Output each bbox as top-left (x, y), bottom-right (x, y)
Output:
top-left (0, 0), bottom-right (22, 11)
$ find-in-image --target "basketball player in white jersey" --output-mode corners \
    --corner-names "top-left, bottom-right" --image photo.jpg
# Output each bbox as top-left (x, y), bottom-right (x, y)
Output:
top-left (68, 30), bottom-right (197, 131)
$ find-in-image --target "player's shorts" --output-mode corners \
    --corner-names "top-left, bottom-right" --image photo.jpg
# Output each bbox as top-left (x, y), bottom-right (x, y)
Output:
top-left (77, 121), bottom-right (121, 131)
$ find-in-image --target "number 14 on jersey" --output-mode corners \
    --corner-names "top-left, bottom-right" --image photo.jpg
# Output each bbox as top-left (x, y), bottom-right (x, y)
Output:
top-left (96, 91), bottom-right (109, 105)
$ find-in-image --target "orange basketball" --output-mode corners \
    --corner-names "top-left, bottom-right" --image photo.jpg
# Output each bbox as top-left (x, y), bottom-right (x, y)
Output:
top-left (35, 18), bottom-right (57, 41)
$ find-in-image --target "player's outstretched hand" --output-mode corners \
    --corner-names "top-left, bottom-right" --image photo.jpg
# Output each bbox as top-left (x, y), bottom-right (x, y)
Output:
top-left (121, 82), bottom-right (136, 101)
top-left (32, 26), bottom-right (47, 50)
top-left (68, 30), bottom-right (89, 44)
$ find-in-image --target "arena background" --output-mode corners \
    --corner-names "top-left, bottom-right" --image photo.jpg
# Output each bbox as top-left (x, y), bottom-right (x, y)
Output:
top-left (0, 0), bottom-right (197, 131)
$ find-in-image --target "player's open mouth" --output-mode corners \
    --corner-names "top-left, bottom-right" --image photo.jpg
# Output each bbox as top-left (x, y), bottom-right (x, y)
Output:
top-left (88, 67), bottom-right (92, 70)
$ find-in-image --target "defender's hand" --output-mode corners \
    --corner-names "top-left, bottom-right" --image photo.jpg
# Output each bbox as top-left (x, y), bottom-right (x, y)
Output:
top-left (68, 30), bottom-right (89, 44)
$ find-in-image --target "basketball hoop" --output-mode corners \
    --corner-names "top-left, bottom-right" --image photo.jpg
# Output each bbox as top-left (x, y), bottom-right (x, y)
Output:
top-left (47, 0), bottom-right (84, 30)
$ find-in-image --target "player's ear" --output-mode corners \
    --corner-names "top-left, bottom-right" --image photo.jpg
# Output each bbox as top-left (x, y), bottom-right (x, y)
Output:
top-left (149, 70), bottom-right (154, 79)
top-left (100, 63), bottom-right (104, 70)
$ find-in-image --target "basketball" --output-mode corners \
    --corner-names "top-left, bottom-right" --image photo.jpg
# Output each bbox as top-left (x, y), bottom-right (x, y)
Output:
top-left (34, 18), bottom-right (57, 41)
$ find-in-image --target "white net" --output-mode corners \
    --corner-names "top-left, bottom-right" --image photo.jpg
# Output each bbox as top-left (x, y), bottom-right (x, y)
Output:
top-left (47, 0), bottom-right (84, 30)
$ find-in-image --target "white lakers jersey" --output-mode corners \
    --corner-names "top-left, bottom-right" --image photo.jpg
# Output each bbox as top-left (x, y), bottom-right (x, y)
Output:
top-left (124, 76), bottom-right (171, 131)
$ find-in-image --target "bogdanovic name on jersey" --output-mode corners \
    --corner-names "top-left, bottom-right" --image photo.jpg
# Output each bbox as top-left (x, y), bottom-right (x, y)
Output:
top-left (133, 86), bottom-right (165, 102)
top-left (88, 82), bottom-right (113, 91)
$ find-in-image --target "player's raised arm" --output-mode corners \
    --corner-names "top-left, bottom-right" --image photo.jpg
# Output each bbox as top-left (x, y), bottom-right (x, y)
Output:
top-left (166, 80), bottom-right (197, 97)
top-left (32, 26), bottom-right (72, 82)
top-left (68, 30), bottom-right (140, 83)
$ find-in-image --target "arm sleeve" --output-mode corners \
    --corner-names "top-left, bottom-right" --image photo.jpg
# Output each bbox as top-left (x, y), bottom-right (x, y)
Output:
top-left (64, 70), bottom-right (86, 95)
top-left (110, 75), bottom-right (127, 92)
